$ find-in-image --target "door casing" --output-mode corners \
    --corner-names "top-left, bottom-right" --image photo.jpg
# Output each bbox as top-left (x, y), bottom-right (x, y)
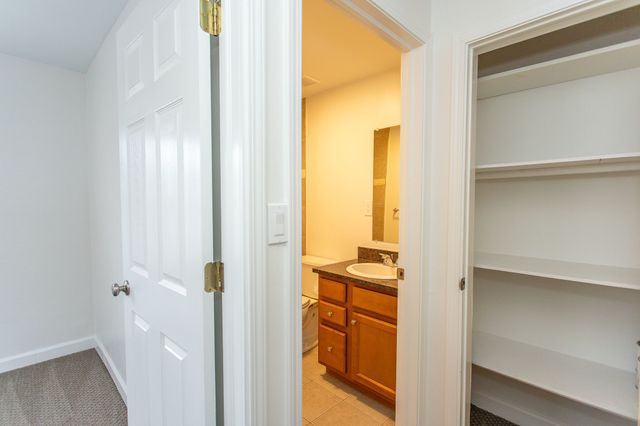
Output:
top-left (218, 0), bottom-right (430, 424)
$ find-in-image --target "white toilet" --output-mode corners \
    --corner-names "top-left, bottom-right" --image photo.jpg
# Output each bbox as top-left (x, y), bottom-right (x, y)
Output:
top-left (302, 255), bottom-right (337, 353)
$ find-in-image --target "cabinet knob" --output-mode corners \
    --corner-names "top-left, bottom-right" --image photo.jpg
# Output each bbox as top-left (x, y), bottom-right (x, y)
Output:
top-left (351, 319), bottom-right (357, 325)
top-left (327, 311), bottom-right (334, 317)
top-left (327, 346), bottom-right (333, 353)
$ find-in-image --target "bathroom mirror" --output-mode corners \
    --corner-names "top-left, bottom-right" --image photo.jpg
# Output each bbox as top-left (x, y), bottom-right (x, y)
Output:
top-left (372, 125), bottom-right (400, 243)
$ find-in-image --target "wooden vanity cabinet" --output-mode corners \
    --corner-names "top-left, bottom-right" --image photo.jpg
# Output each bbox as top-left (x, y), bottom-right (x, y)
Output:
top-left (317, 276), bottom-right (397, 405)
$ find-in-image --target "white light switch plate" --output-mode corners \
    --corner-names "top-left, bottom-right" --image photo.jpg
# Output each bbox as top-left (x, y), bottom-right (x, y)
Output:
top-left (364, 200), bottom-right (372, 216)
top-left (267, 203), bottom-right (288, 245)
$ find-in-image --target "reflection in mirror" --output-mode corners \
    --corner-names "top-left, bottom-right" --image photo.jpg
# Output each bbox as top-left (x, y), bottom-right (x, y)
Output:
top-left (372, 125), bottom-right (400, 243)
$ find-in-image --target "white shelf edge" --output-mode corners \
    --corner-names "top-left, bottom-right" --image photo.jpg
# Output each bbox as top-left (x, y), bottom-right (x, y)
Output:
top-left (474, 252), bottom-right (640, 291)
top-left (475, 152), bottom-right (640, 181)
top-left (478, 38), bottom-right (640, 100)
top-left (472, 331), bottom-right (637, 420)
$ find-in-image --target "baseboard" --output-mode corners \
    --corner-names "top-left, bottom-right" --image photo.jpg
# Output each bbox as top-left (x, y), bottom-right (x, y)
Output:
top-left (473, 390), bottom-right (558, 426)
top-left (0, 336), bottom-right (95, 374)
top-left (94, 337), bottom-right (127, 405)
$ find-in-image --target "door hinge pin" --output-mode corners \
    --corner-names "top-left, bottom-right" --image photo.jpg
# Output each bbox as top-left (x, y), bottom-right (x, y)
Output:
top-left (204, 261), bottom-right (224, 293)
top-left (459, 277), bottom-right (466, 291)
top-left (200, 0), bottom-right (222, 36)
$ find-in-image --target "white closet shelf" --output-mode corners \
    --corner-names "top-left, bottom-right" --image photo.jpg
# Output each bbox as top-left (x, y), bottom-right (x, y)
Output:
top-left (475, 152), bottom-right (640, 180)
top-left (473, 331), bottom-right (637, 420)
top-left (474, 252), bottom-right (640, 291)
top-left (478, 38), bottom-right (640, 99)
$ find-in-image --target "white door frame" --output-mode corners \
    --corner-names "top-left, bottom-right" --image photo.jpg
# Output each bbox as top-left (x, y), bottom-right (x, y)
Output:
top-left (451, 0), bottom-right (640, 424)
top-left (324, 6), bottom-right (428, 426)
top-left (217, 0), bottom-right (430, 424)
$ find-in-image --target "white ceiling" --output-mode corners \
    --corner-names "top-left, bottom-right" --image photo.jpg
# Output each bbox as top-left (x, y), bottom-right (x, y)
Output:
top-left (303, 0), bottom-right (401, 97)
top-left (0, 0), bottom-right (128, 72)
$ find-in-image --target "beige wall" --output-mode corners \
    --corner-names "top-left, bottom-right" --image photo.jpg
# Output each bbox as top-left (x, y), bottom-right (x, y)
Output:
top-left (305, 69), bottom-right (401, 261)
top-left (301, 99), bottom-right (307, 255)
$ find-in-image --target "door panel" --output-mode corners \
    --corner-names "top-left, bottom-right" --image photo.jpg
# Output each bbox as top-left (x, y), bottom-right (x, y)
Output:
top-left (161, 335), bottom-right (187, 425)
top-left (350, 312), bottom-right (397, 401)
top-left (130, 314), bottom-right (151, 426)
top-left (117, 0), bottom-right (213, 424)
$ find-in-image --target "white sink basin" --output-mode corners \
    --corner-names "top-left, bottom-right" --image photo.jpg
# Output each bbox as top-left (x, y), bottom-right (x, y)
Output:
top-left (346, 263), bottom-right (397, 280)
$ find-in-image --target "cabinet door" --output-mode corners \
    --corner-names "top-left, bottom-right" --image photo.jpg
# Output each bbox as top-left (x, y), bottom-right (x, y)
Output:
top-left (349, 312), bottom-right (397, 401)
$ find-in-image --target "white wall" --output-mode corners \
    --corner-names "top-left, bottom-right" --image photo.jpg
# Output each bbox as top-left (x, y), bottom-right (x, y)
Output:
top-left (0, 53), bottom-right (92, 363)
top-left (305, 69), bottom-right (401, 260)
top-left (369, 0), bottom-right (430, 42)
top-left (477, 67), bottom-right (640, 165)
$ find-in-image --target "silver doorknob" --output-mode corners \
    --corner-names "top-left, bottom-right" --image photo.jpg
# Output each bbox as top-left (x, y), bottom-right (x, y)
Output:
top-left (327, 346), bottom-right (333, 352)
top-left (112, 280), bottom-right (130, 296)
top-left (351, 319), bottom-right (357, 325)
top-left (327, 311), bottom-right (334, 317)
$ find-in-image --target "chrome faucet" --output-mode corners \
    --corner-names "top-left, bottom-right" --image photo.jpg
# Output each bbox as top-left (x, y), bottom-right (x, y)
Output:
top-left (379, 253), bottom-right (397, 267)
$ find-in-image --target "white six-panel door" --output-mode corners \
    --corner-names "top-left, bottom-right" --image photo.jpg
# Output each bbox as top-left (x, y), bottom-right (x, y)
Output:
top-left (116, 0), bottom-right (214, 424)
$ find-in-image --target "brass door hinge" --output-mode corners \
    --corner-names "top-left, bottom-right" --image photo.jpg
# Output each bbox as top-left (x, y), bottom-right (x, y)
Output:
top-left (200, 0), bottom-right (222, 36)
top-left (204, 261), bottom-right (224, 293)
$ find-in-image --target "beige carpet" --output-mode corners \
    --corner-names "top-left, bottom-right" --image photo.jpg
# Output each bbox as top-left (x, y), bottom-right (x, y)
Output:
top-left (0, 349), bottom-right (127, 425)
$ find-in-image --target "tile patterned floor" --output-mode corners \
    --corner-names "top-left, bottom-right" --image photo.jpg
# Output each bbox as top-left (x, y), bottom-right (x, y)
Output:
top-left (302, 346), bottom-right (395, 425)
top-left (302, 346), bottom-right (515, 425)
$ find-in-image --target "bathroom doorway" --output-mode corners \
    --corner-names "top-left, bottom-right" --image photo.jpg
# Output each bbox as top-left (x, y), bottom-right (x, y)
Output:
top-left (300, 1), bottom-right (402, 423)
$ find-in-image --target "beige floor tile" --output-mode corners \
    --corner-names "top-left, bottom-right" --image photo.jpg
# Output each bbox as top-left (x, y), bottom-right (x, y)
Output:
top-left (303, 418), bottom-right (312, 425)
top-left (303, 380), bottom-right (343, 421)
top-left (302, 349), bottom-right (326, 380)
top-left (303, 346), bottom-right (395, 424)
top-left (312, 372), bottom-right (358, 400)
top-left (303, 346), bottom-right (318, 359)
top-left (382, 418), bottom-right (395, 425)
top-left (311, 400), bottom-right (382, 426)
top-left (345, 390), bottom-right (395, 423)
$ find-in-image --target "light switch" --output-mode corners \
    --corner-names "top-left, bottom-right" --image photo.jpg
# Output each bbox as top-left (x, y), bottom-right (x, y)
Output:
top-left (267, 203), bottom-right (288, 245)
top-left (364, 200), bottom-right (372, 217)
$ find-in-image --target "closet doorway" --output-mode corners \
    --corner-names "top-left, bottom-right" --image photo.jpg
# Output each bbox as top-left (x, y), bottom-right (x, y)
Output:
top-left (461, 3), bottom-right (640, 425)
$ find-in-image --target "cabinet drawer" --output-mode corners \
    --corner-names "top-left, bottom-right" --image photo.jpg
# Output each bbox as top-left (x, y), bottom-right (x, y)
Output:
top-left (319, 301), bottom-right (347, 327)
top-left (318, 325), bottom-right (347, 373)
top-left (352, 286), bottom-right (397, 320)
top-left (319, 278), bottom-right (347, 303)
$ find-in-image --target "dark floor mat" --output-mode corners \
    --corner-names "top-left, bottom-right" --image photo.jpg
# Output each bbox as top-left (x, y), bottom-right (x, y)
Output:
top-left (471, 404), bottom-right (517, 425)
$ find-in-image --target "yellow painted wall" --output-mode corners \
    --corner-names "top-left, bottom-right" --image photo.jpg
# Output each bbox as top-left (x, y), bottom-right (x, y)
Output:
top-left (305, 69), bottom-right (401, 260)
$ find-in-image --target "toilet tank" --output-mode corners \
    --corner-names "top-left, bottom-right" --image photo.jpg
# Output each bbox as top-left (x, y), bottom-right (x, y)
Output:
top-left (302, 255), bottom-right (338, 299)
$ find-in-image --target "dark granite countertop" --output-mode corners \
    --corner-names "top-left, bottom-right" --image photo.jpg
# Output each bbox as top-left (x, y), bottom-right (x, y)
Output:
top-left (312, 259), bottom-right (398, 296)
